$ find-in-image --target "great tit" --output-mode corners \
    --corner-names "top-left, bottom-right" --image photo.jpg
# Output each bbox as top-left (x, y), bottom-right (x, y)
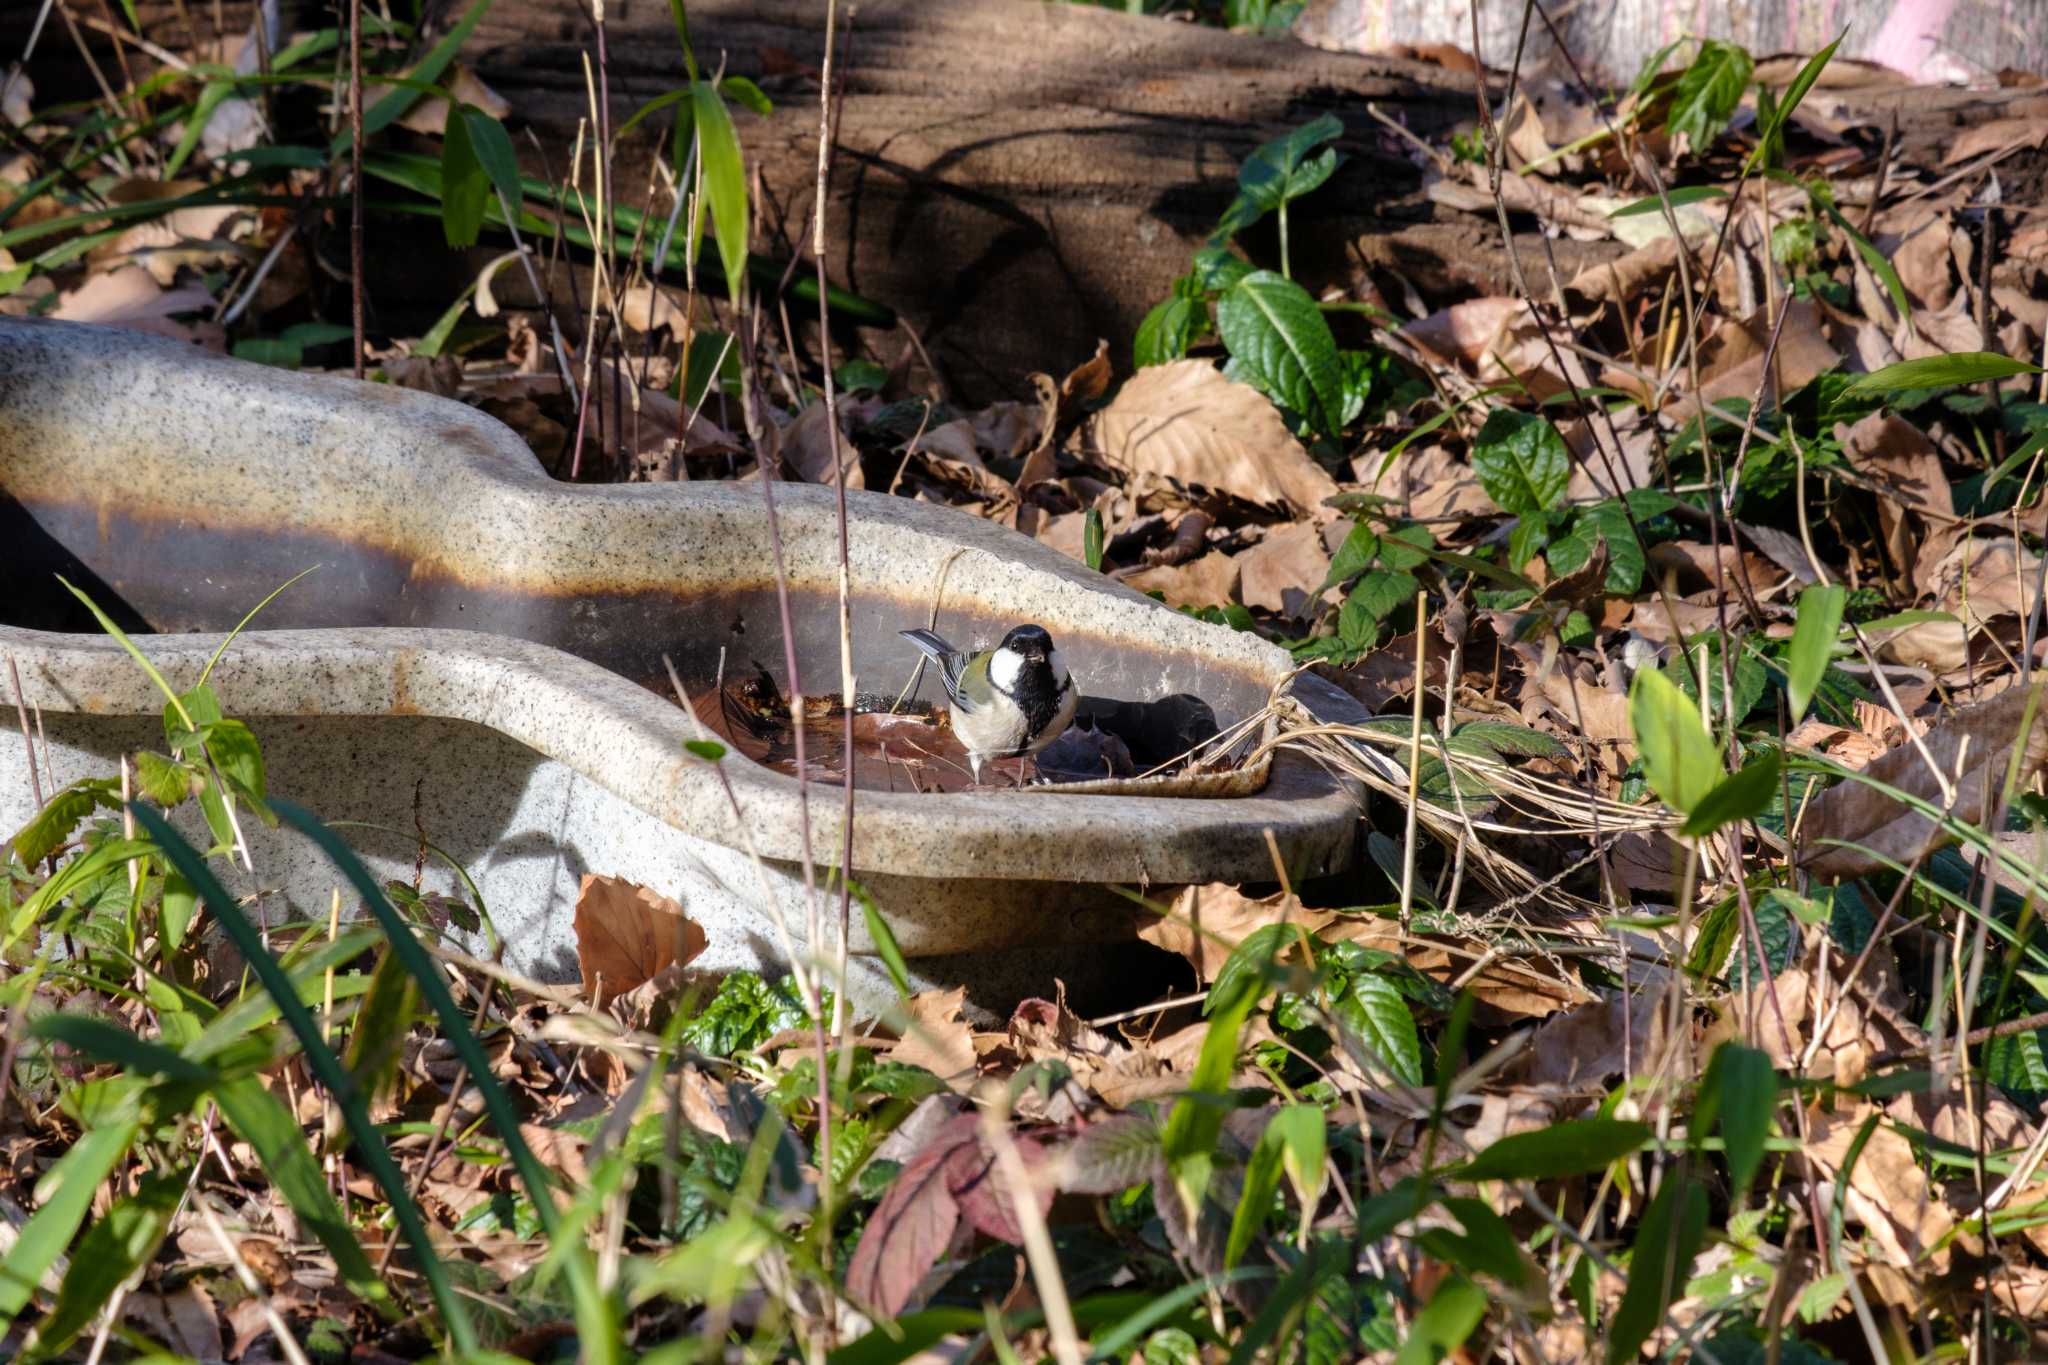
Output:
top-left (900, 624), bottom-right (1079, 783)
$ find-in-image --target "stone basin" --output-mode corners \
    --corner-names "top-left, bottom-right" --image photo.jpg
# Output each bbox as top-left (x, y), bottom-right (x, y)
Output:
top-left (0, 318), bottom-right (1365, 1010)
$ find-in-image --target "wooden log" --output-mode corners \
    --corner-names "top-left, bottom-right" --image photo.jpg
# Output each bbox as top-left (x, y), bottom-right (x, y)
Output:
top-left (460, 0), bottom-right (1484, 397)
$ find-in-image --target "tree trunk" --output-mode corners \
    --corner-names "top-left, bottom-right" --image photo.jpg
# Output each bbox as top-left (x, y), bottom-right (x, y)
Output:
top-left (462, 0), bottom-right (1484, 398)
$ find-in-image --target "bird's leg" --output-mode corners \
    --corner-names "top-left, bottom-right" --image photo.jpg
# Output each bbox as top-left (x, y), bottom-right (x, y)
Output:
top-left (968, 754), bottom-right (983, 787)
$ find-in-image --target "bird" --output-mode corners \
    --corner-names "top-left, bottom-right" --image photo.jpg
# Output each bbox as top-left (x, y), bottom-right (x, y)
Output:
top-left (899, 623), bottom-right (1078, 785)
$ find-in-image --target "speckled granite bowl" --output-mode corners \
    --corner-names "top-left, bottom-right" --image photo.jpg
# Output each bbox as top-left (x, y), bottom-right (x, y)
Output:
top-left (0, 318), bottom-right (1364, 1010)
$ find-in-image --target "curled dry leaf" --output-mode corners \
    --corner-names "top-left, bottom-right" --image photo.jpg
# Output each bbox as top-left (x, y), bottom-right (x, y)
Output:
top-left (571, 873), bottom-right (708, 1000)
top-left (1085, 360), bottom-right (1339, 518)
top-left (1799, 681), bottom-right (2048, 881)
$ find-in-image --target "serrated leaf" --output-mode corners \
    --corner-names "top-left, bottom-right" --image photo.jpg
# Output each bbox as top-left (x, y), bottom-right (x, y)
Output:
top-left (1666, 40), bottom-right (1753, 150)
top-left (1549, 499), bottom-right (1648, 593)
top-left (1064, 1112), bottom-right (1163, 1194)
top-left (1630, 668), bottom-right (1723, 816)
top-left (12, 782), bottom-right (116, 866)
top-left (1470, 409), bottom-right (1568, 515)
top-left (1217, 270), bottom-right (1347, 439)
top-left (1336, 971), bottom-right (1423, 1086)
top-left (1320, 522), bottom-right (1379, 594)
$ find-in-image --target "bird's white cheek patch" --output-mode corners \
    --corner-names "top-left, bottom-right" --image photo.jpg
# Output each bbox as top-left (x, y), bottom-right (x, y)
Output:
top-left (1048, 647), bottom-right (1068, 688)
top-left (990, 647), bottom-right (1026, 691)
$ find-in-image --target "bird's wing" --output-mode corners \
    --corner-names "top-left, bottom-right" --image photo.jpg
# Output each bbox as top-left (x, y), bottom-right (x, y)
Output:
top-left (899, 629), bottom-right (976, 711)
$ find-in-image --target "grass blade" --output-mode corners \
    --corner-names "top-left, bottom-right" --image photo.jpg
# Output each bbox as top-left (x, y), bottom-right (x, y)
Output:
top-left (127, 802), bottom-right (478, 1354)
top-left (0, 1119), bottom-right (140, 1329)
top-left (268, 798), bottom-right (620, 1363)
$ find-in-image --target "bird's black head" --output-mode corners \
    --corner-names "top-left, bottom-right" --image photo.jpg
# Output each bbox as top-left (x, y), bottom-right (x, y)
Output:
top-left (999, 624), bottom-right (1057, 661)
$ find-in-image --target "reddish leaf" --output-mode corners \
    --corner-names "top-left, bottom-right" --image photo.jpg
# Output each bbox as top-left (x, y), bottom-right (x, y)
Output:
top-left (946, 1129), bottom-right (1053, 1244)
top-left (845, 1113), bottom-right (980, 1317)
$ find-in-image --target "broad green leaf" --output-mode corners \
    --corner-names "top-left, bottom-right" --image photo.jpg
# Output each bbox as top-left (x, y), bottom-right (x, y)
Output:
top-left (1212, 113), bottom-right (1344, 242)
top-left (1608, 1171), bottom-right (1710, 1364)
top-left (1697, 1043), bottom-right (1776, 1200)
top-left (1666, 40), bottom-right (1753, 150)
top-left (1547, 498), bottom-right (1648, 593)
top-left (1786, 583), bottom-right (1847, 724)
top-left (1207, 922), bottom-right (1293, 1016)
top-left (1630, 667), bottom-right (1723, 816)
top-left (1607, 185), bottom-right (1729, 217)
top-left (1449, 1118), bottom-right (1652, 1182)
top-left (461, 105), bottom-right (523, 210)
top-left (1271, 1103), bottom-right (1327, 1235)
top-left (1084, 507), bottom-right (1105, 572)
top-left (27, 1167), bottom-right (185, 1356)
top-left (440, 101), bottom-right (489, 248)
top-left (1470, 409), bottom-right (1568, 515)
top-left (1135, 294), bottom-right (1203, 367)
top-left (1337, 971), bottom-right (1423, 1086)
top-left (1217, 270), bottom-right (1347, 439)
top-left (0, 1119), bottom-right (140, 1325)
top-left (1680, 749), bottom-right (1783, 837)
top-left (1344, 569), bottom-right (1419, 634)
top-left (1192, 246), bottom-right (1254, 292)
top-left (1451, 719), bottom-right (1568, 759)
top-left (1393, 1273), bottom-right (1487, 1365)
top-left (1843, 351), bottom-right (2044, 398)
top-left (692, 82), bottom-right (750, 305)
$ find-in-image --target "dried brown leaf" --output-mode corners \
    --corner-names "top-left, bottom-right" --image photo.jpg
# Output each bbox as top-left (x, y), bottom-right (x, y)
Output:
top-left (572, 874), bottom-right (707, 1000)
top-left (1121, 551), bottom-right (1240, 610)
top-left (1799, 681), bottom-right (2048, 881)
top-left (1086, 361), bottom-right (1338, 517)
top-left (53, 265), bottom-right (218, 345)
top-left (1236, 521), bottom-right (1331, 614)
top-left (891, 987), bottom-right (978, 1092)
top-left (1138, 884), bottom-right (1334, 983)
top-left (1801, 1104), bottom-right (1952, 1270)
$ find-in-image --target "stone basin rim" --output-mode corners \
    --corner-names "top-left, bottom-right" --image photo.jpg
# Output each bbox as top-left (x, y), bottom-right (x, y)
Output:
top-left (0, 317), bottom-right (1367, 887)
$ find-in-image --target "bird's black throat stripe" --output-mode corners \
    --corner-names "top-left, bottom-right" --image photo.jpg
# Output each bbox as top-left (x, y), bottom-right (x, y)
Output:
top-left (989, 669), bottom-right (1074, 756)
